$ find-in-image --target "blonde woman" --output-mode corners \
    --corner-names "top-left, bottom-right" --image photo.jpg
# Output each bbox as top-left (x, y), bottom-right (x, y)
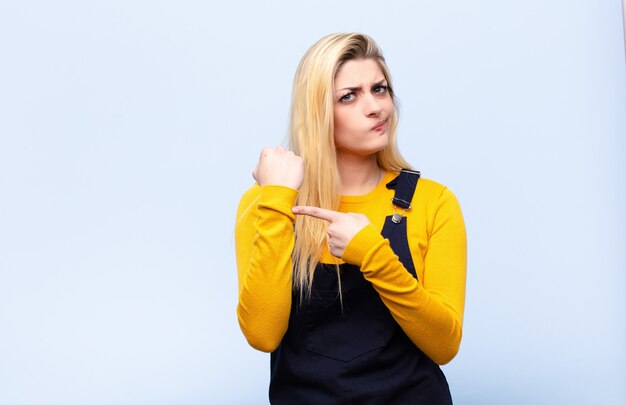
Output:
top-left (235, 33), bottom-right (467, 404)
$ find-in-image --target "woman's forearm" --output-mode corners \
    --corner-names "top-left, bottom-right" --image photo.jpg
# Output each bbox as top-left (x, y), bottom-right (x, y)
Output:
top-left (235, 185), bottom-right (298, 352)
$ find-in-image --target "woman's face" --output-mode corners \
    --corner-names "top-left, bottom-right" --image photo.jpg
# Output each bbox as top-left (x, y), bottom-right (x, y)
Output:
top-left (333, 58), bottom-right (394, 158)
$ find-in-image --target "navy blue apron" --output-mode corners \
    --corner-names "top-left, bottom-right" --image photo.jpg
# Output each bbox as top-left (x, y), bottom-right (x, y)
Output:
top-left (270, 170), bottom-right (452, 404)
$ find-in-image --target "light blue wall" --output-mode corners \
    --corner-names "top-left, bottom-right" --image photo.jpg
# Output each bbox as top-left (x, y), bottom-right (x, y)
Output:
top-left (1, 1), bottom-right (624, 404)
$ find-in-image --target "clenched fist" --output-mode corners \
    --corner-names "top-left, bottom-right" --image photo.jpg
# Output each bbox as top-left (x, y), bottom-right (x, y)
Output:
top-left (253, 146), bottom-right (304, 190)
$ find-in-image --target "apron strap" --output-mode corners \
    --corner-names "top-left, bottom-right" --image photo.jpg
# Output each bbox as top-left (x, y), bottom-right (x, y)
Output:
top-left (386, 169), bottom-right (420, 224)
top-left (386, 169), bottom-right (421, 209)
top-left (382, 168), bottom-right (421, 276)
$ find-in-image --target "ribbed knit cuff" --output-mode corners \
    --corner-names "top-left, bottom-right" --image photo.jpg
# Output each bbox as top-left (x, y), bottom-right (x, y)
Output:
top-left (259, 185), bottom-right (298, 218)
top-left (342, 224), bottom-right (382, 266)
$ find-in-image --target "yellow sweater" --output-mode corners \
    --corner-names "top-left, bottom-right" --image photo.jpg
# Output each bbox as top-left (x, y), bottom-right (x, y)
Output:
top-left (235, 171), bottom-right (467, 365)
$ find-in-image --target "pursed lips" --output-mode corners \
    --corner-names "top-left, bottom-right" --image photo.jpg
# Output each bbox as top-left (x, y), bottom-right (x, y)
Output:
top-left (371, 118), bottom-right (388, 131)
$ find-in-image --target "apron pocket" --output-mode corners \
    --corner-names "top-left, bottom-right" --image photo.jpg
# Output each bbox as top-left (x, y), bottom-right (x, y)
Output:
top-left (305, 282), bottom-right (395, 362)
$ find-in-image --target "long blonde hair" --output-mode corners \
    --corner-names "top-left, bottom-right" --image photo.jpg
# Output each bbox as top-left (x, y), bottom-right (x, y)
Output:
top-left (289, 33), bottom-right (411, 298)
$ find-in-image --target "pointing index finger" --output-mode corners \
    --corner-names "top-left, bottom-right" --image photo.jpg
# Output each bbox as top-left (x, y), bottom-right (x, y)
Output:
top-left (292, 206), bottom-right (340, 222)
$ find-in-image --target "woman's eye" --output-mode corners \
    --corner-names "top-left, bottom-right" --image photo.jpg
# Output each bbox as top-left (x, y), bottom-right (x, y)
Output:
top-left (374, 85), bottom-right (388, 94)
top-left (340, 93), bottom-right (354, 103)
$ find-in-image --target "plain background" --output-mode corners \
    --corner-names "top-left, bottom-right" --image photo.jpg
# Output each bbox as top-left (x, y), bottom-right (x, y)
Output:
top-left (1, 1), bottom-right (625, 404)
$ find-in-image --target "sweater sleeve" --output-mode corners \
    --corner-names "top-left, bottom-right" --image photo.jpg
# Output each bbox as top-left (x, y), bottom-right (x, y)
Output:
top-left (235, 184), bottom-right (298, 352)
top-left (342, 187), bottom-right (467, 365)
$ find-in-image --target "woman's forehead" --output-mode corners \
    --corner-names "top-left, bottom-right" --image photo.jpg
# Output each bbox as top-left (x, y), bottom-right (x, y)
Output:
top-left (334, 59), bottom-right (385, 89)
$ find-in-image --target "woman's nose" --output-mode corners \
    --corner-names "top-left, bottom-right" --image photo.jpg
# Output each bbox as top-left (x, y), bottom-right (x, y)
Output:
top-left (364, 94), bottom-right (383, 117)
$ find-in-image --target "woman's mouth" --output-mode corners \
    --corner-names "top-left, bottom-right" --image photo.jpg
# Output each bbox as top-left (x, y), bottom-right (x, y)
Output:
top-left (372, 119), bottom-right (388, 132)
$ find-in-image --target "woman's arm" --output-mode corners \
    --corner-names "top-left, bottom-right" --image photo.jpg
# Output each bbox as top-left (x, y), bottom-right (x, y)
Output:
top-left (343, 187), bottom-right (467, 364)
top-left (235, 185), bottom-right (297, 352)
top-left (295, 186), bottom-right (466, 364)
top-left (235, 147), bottom-right (304, 352)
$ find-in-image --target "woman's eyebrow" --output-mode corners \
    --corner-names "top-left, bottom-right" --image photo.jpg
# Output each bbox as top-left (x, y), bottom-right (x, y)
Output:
top-left (335, 85), bottom-right (360, 93)
top-left (336, 79), bottom-right (387, 93)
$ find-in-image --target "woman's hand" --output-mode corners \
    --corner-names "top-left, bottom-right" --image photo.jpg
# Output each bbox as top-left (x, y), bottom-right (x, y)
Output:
top-left (253, 147), bottom-right (304, 190)
top-left (292, 206), bottom-right (370, 258)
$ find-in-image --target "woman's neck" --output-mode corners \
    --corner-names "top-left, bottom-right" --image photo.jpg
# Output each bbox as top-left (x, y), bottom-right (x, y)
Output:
top-left (337, 153), bottom-right (383, 196)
